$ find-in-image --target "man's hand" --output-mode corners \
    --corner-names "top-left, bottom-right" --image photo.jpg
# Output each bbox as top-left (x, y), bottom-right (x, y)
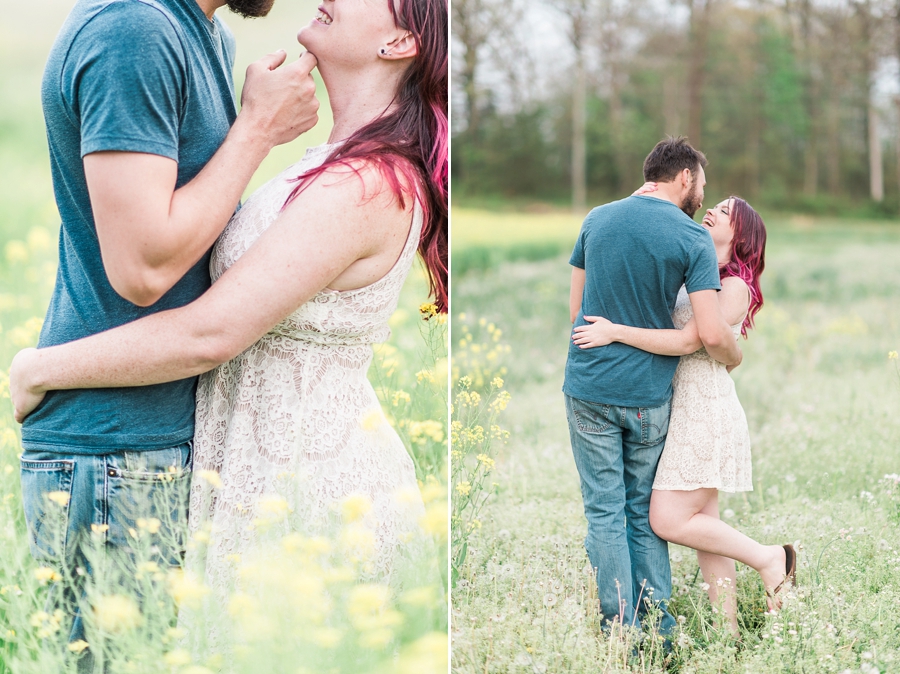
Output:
top-left (572, 316), bottom-right (619, 348)
top-left (238, 50), bottom-right (319, 147)
top-left (9, 349), bottom-right (46, 423)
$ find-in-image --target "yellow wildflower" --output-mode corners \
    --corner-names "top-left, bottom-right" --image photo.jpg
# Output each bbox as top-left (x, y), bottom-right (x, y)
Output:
top-left (342, 493), bottom-right (372, 523)
top-left (162, 650), bottom-right (191, 666)
top-left (392, 390), bottom-right (411, 406)
top-left (33, 567), bottom-right (62, 584)
top-left (136, 517), bottom-right (161, 534)
top-left (455, 481), bottom-right (471, 496)
top-left (416, 368), bottom-right (436, 384)
top-left (167, 570), bottom-right (211, 609)
top-left (67, 640), bottom-right (89, 654)
top-left (420, 503), bottom-right (447, 543)
top-left (476, 454), bottom-right (495, 469)
top-left (360, 409), bottom-right (383, 431)
top-left (257, 494), bottom-right (290, 519)
top-left (418, 302), bottom-right (439, 320)
top-left (91, 523), bottom-right (109, 535)
top-left (889, 351), bottom-right (898, 360)
top-left (46, 491), bottom-right (70, 507)
top-left (197, 470), bottom-right (224, 489)
top-left (408, 420), bottom-right (444, 445)
top-left (92, 595), bottom-right (142, 633)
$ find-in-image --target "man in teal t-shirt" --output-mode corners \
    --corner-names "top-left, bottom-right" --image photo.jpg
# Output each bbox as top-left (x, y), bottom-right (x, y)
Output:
top-left (19, 0), bottom-right (318, 663)
top-left (563, 137), bottom-right (742, 636)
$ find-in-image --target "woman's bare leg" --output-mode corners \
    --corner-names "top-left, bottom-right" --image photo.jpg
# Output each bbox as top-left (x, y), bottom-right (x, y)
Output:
top-left (650, 488), bottom-right (788, 612)
top-left (693, 492), bottom-right (738, 633)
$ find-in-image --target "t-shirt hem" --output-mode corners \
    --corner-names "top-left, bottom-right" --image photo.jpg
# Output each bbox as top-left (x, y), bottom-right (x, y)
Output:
top-left (20, 429), bottom-right (195, 455)
top-left (81, 136), bottom-right (179, 161)
top-left (683, 280), bottom-right (722, 293)
top-left (562, 384), bottom-right (672, 410)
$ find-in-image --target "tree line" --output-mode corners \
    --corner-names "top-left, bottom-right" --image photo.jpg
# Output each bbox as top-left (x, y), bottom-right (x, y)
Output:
top-left (452, 0), bottom-right (900, 215)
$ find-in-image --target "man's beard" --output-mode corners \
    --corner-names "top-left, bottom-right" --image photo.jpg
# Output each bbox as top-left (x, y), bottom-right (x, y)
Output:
top-left (226, 0), bottom-right (275, 18)
top-left (680, 181), bottom-right (702, 218)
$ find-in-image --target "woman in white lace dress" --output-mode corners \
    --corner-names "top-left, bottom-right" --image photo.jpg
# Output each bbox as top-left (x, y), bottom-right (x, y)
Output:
top-left (573, 196), bottom-right (794, 633)
top-left (10, 0), bottom-right (446, 629)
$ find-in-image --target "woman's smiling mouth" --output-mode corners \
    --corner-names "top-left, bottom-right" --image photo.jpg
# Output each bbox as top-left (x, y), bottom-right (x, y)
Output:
top-left (315, 6), bottom-right (332, 24)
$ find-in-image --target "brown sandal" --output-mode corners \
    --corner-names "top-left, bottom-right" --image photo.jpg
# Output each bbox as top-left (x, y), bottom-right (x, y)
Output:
top-left (765, 544), bottom-right (797, 602)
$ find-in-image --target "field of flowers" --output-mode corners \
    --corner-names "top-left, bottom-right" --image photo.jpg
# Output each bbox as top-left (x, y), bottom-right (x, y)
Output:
top-left (450, 208), bottom-right (900, 673)
top-left (0, 4), bottom-right (448, 672)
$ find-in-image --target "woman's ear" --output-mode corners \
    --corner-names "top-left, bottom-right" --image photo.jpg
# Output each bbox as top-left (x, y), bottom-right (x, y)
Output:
top-left (379, 31), bottom-right (417, 60)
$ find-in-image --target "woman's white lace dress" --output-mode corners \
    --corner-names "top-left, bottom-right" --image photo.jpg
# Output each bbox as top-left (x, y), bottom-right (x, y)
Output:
top-left (652, 286), bottom-right (753, 493)
top-left (185, 143), bottom-right (425, 599)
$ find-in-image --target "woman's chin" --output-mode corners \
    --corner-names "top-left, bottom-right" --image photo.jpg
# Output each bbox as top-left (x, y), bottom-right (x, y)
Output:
top-left (296, 23), bottom-right (322, 49)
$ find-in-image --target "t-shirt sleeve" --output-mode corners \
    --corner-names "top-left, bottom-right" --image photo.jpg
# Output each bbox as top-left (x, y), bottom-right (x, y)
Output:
top-left (64, 2), bottom-right (186, 160)
top-left (684, 232), bottom-right (722, 293)
top-left (569, 220), bottom-right (588, 269)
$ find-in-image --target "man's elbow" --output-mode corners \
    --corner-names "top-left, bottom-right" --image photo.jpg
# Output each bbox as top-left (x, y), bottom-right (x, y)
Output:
top-left (107, 267), bottom-right (174, 307)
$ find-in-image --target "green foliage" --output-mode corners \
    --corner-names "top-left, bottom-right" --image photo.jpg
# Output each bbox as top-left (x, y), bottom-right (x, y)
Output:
top-left (452, 2), bottom-right (900, 214)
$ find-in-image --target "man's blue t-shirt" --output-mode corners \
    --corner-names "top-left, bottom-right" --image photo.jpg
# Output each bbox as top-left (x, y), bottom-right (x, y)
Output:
top-left (563, 195), bottom-right (721, 408)
top-left (21, 0), bottom-right (237, 453)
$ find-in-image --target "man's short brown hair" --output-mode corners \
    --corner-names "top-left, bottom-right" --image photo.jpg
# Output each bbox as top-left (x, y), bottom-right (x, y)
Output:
top-left (642, 136), bottom-right (708, 182)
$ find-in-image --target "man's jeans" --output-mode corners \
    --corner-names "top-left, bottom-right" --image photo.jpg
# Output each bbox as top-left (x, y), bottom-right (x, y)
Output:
top-left (564, 394), bottom-right (676, 635)
top-left (20, 443), bottom-right (192, 667)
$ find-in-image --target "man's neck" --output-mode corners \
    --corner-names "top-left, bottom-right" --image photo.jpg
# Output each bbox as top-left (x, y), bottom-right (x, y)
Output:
top-left (196, 0), bottom-right (226, 19)
top-left (640, 181), bottom-right (682, 207)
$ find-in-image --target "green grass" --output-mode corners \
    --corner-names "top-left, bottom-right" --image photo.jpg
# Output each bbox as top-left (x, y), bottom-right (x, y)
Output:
top-left (450, 215), bottom-right (900, 672)
top-left (451, 206), bottom-right (900, 275)
top-left (0, 3), bottom-right (447, 672)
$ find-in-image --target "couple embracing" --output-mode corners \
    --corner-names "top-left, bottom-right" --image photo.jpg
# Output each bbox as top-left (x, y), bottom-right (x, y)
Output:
top-left (9, 0), bottom-right (447, 666)
top-left (564, 137), bottom-right (794, 639)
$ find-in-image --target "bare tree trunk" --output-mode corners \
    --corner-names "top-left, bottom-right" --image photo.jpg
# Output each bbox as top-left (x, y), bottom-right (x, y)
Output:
top-left (896, 1), bottom-right (900, 211)
top-left (826, 89), bottom-right (841, 194)
top-left (868, 102), bottom-right (884, 201)
top-left (556, 0), bottom-right (592, 212)
top-left (686, 0), bottom-right (713, 146)
top-left (798, 0), bottom-right (819, 196)
top-left (451, 0), bottom-right (489, 138)
top-left (662, 77), bottom-right (681, 136)
top-left (572, 52), bottom-right (587, 212)
top-left (858, 0), bottom-right (884, 202)
top-left (896, 98), bottom-right (900, 210)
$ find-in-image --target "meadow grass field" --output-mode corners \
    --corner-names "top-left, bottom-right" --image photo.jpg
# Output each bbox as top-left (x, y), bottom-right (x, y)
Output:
top-left (0, 3), bottom-right (447, 673)
top-left (450, 207), bottom-right (900, 673)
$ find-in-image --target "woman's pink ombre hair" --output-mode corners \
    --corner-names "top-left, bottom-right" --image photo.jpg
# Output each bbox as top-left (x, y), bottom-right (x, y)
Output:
top-left (721, 197), bottom-right (766, 337)
top-left (286, 0), bottom-right (448, 311)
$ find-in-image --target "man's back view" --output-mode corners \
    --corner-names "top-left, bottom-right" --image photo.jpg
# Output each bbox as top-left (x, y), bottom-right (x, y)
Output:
top-left (564, 137), bottom-right (729, 636)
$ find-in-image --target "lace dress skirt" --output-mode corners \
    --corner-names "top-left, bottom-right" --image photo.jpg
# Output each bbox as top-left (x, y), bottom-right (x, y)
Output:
top-left (652, 350), bottom-right (753, 492)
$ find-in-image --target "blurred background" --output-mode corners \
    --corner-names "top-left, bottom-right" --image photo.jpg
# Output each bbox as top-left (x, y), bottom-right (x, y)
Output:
top-left (451, 0), bottom-right (900, 216)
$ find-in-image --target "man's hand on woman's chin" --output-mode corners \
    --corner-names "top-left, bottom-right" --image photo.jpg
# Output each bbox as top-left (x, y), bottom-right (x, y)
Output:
top-left (9, 348), bottom-right (46, 423)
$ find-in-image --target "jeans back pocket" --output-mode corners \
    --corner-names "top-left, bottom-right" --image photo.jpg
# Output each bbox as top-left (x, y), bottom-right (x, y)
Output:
top-left (639, 400), bottom-right (671, 446)
top-left (20, 458), bottom-right (75, 562)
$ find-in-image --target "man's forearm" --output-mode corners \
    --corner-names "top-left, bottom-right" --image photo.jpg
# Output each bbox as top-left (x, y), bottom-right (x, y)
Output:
top-left (133, 118), bottom-right (271, 303)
